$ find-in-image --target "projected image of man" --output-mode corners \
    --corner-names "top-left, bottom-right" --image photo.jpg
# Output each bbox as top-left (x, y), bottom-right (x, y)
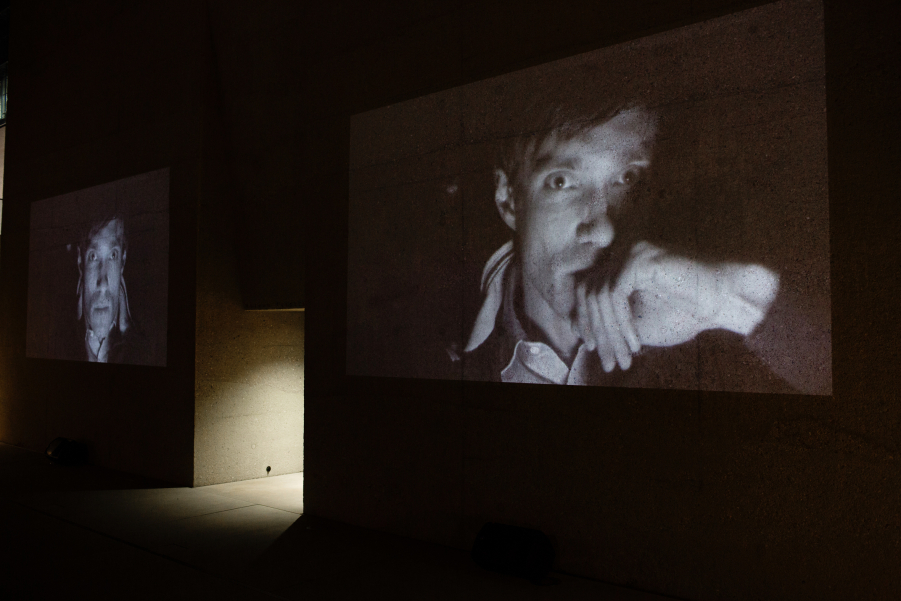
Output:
top-left (463, 101), bottom-right (827, 394)
top-left (74, 217), bottom-right (145, 363)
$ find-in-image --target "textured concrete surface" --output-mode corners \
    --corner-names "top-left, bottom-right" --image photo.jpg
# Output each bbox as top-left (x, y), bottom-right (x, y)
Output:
top-left (192, 12), bottom-right (306, 485)
top-left (201, 472), bottom-right (304, 514)
top-left (194, 158), bottom-right (305, 485)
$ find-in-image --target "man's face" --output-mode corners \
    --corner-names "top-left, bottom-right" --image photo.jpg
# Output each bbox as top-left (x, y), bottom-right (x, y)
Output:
top-left (82, 219), bottom-right (126, 335)
top-left (514, 108), bottom-right (657, 321)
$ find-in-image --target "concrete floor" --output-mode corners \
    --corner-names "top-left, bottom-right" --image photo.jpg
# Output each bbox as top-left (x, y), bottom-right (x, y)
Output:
top-left (0, 442), bottom-right (678, 600)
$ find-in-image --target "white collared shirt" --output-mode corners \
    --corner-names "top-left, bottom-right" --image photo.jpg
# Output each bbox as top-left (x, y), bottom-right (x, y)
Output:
top-left (501, 340), bottom-right (596, 385)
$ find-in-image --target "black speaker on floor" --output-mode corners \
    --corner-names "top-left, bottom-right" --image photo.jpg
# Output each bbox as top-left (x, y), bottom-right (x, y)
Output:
top-left (471, 522), bottom-right (556, 584)
top-left (45, 437), bottom-right (87, 465)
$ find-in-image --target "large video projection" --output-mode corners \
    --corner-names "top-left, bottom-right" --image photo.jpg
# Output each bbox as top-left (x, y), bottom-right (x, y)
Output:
top-left (347, 0), bottom-right (831, 395)
top-left (26, 168), bottom-right (170, 367)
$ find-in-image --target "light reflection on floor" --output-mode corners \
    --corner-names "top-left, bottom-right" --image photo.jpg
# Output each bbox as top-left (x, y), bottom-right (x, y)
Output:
top-left (1, 442), bottom-right (673, 600)
top-left (9, 456), bottom-right (303, 578)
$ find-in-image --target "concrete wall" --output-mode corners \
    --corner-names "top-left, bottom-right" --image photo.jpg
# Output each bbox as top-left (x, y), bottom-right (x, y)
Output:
top-left (0, 1), bottom-right (206, 485)
top-left (206, 2), bottom-right (306, 311)
top-left (2, 0), bottom-right (898, 598)
top-left (1, 125), bottom-right (6, 200)
top-left (191, 3), bottom-right (306, 486)
top-left (193, 302), bottom-right (304, 486)
top-left (299, 1), bottom-right (901, 600)
top-left (192, 89), bottom-right (305, 486)
top-left (0, 0), bottom-right (306, 488)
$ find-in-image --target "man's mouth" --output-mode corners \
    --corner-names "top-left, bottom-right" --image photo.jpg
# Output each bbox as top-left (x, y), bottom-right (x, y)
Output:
top-left (90, 292), bottom-right (113, 312)
top-left (569, 246), bottom-right (621, 288)
top-left (568, 244), bottom-right (607, 273)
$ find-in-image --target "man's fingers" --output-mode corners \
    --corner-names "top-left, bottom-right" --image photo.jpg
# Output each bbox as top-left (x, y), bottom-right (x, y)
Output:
top-left (587, 292), bottom-right (616, 373)
top-left (599, 285), bottom-right (632, 371)
top-left (575, 283), bottom-right (596, 351)
top-left (630, 240), bottom-right (665, 259)
top-left (619, 241), bottom-right (666, 293)
top-left (611, 287), bottom-right (641, 354)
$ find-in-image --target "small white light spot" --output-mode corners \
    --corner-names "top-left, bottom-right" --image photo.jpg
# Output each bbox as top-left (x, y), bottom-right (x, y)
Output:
top-left (529, 346), bottom-right (540, 355)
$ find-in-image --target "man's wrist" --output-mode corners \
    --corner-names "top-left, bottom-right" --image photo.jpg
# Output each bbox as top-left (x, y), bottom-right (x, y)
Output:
top-left (714, 290), bottom-right (767, 335)
top-left (713, 264), bottom-right (780, 336)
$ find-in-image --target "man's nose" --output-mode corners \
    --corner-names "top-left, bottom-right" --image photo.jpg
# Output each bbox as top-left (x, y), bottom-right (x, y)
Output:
top-left (576, 190), bottom-right (615, 248)
top-left (95, 259), bottom-right (109, 288)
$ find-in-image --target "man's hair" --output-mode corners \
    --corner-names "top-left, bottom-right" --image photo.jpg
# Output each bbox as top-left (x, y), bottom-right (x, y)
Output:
top-left (494, 78), bottom-right (660, 282)
top-left (494, 57), bottom-right (661, 194)
top-left (75, 214), bottom-right (133, 329)
top-left (498, 98), bottom-right (644, 196)
top-left (79, 214), bottom-right (128, 259)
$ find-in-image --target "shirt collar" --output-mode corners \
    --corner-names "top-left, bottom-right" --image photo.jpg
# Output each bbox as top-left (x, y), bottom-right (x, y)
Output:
top-left (467, 242), bottom-right (602, 385)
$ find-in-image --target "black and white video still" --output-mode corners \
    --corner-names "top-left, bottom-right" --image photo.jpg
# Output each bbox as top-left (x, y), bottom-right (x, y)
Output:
top-left (347, 0), bottom-right (831, 395)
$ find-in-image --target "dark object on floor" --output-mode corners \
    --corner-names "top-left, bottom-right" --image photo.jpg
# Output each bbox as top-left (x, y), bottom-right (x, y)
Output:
top-left (45, 437), bottom-right (88, 465)
top-left (471, 522), bottom-right (557, 584)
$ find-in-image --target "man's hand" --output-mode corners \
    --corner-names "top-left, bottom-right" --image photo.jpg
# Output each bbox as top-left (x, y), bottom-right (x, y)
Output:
top-left (572, 241), bottom-right (780, 371)
top-left (572, 280), bottom-right (640, 373)
top-left (616, 241), bottom-right (780, 347)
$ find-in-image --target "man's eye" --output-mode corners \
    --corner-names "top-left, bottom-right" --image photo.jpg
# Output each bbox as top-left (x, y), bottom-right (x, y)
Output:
top-left (618, 168), bottom-right (642, 186)
top-left (110, 250), bottom-right (119, 260)
top-left (544, 173), bottom-right (575, 190)
top-left (87, 252), bottom-right (97, 261)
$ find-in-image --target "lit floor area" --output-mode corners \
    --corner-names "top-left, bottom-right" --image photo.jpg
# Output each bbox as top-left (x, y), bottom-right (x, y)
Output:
top-left (0, 442), bottom-right (675, 600)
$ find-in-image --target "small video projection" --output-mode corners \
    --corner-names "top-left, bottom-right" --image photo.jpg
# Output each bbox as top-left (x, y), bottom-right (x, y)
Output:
top-left (26, 168), bottom-right (170, 367)
top-left (347, 0), bottom-right (831, 395)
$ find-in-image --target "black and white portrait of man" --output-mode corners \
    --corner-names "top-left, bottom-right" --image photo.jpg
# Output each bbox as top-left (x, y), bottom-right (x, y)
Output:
top-left (27, 169), bottom-right (170, 367)
top-left (465, 105), bottom-right (776, 379)
top-left (347, 0), bottom-right (831, 395)
top-left (74, 216), bottom-right (141, 363)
